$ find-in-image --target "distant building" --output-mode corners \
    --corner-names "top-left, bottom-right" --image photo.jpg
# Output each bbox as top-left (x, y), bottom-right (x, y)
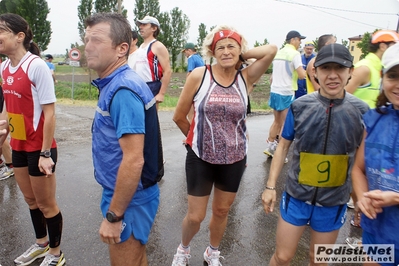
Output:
top-left (348, 35), bottom-right (363, 64)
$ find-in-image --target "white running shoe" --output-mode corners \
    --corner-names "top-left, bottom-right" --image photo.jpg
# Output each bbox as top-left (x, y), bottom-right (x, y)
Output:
top-left (171, 247), bottom-right (191, 266)
top-left (14, 243), bottom-right (49, 266)
top-left (203, 247), bottom-right (224, 266)
top-left (347, 197), bottom-right (355, 209)
top-left (263, 139), bottom-right (277, 157)
top-left (0, 165), bottom-right (14, 181)
top-left (39, 251), bottom-right (65, 266)
top-left (264, 140), bottom-right (288, 163)
top-left (345, 237), bottom-right (362, 249)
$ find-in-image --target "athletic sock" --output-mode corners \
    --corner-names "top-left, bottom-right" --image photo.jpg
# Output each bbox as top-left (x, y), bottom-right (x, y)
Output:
top-left (38, 241), bottom-right (49, 248)
top-left (207, 244), bottom-right (218, 255)
top-left (179, 243), bottom-right (190, 253)
top-left (30, 208), bottom-right (47, 239)
top-left (46, 212), bottom-right (63, 248)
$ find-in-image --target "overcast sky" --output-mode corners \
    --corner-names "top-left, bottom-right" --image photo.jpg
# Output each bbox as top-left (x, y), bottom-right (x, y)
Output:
top-left (44, 0), bottom-right (399, 55)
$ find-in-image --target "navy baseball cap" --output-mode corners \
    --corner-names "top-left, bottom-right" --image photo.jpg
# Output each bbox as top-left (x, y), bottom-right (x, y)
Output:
top-left (286, 30), bottom-right (306, 41)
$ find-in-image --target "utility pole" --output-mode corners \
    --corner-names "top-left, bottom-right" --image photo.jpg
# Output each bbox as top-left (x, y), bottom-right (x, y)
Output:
top-left (397, 14), bottom-right (399, 33)
top-left (118, 0), bottom-right (122, 14)
top-left (397, 0), bottom-right (399, 33)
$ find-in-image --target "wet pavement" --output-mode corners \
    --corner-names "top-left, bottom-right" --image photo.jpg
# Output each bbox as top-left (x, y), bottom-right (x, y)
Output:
top-left (0, 105), bottom-right (362, 266)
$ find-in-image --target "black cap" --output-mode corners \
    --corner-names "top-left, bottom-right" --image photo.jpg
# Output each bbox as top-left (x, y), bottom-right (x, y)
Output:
top-left (286, 30), bottom-right (306, 41)
top-left (45, 54), bottom-right (53, 60)
top-left (314, 43), bottom-right (353, 68)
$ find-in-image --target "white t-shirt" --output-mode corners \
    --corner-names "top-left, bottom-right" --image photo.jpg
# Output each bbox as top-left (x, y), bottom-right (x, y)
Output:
top-left (128, 50), bottom-right (139, 70)
top-left (270, 53), bottom-right (302, 96)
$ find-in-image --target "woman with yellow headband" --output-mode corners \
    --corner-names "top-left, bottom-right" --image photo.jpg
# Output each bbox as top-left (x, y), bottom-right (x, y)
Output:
top-left (171, 25), bottom-right (277, 266)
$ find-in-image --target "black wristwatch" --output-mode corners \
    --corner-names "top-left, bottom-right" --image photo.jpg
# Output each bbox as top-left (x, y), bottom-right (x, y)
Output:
top-left (39, 150), bottom-right (51, 158)
top-left (106, 211), bottom-right (124, 223)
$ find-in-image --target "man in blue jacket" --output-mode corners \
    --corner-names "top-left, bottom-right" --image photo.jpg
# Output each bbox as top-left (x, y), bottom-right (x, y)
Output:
top-left (85, 12), bottom-right (162, 266)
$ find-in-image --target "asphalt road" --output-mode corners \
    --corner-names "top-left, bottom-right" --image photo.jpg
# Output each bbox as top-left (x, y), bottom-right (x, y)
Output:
top-left (0, 105), bottom-right (362, 266)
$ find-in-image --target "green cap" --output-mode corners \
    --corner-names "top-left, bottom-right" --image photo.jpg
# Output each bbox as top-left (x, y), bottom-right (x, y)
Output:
top-left (182, 42), bottom-right (195, 52)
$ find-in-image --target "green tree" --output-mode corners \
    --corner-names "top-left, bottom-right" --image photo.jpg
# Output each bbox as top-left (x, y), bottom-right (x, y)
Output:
top-left (312, 38), bottom-right (319, 52)
top-left (16, 0), bottom-right (52, 52)
top-left (196, 23), bottom-right (207, 54)
top-left (0, 0), bottom-right (18, 14)
top-left (64, 48), bottom-right (69, 60)
top-left (357, 29), bottom-right (379, 60)
top-left (157, 11), bottom-right (172, 48)
top-left (357, 32), bottom-right (372, 60)
top-left (341, 39), bottom-right (349, 49)
top-left (78, 0), bottom-right (127, 44)
top-left (94, 0), bottom-right (127, 16)
top-left (205, 25), bottom-right (216, 65)
top-left (95, 0), bottom-right (115, 13)
top-left (133, 0), bottom-right (160, 25)
top-left (133, 0), bottom-right (161, 45)
top-left (169, 7), bottom-right (190, 71)
top-left (254, 38), bottom-right (269, 47)
top-left (77, 0), bottom-right (93, 43)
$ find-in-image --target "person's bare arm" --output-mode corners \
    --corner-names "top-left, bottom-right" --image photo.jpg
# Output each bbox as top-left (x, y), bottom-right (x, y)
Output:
top-left (109, 133), bottom-right (144, 216)
top-left (352, 131), bottom-right (379, 219)
top-left (173, 67), bottom-right (205, 136)
top-left (99, 133), bottom-right (145, 244)
top-left (0, 106), bottom-right (9, 145)
top-left (261, 138), bottom-right (292, 214)
top-left (241, 44), bottom-right (277, 94)
top-left (38, 103), bottom-right (56, 175)
top-left (364, 190), bottom-right (399, 208)
top-left (345, 66), bottom-right (370, 94)
top-left (153, 42), bottom-right (172, 103)
top-left (51, 72), bottom-right (57, 83)
top-left (296, 65), bottom-right (306, 80)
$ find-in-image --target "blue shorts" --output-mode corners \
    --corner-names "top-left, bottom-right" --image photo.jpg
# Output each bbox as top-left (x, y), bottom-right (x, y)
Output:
top-left (362, 230), bottom-right (399, 265)
top-left (268, 92), bottom-right (294, 111)
top-left (100, 185), bottom-right (159, 244)
top-left (280, 191), bottom-right (347, 232)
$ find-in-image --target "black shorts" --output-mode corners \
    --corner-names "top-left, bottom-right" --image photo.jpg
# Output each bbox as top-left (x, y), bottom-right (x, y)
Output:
top-left (12, 148), bottom-right (57, 176)
top-left (185, 145), bottom-right (246, 196)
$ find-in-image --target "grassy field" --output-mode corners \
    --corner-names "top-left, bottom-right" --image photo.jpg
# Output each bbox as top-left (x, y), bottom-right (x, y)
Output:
top-left (54, 63), bottom-right (88, 75)
top-left (56, 65), bottom-right (88, 75)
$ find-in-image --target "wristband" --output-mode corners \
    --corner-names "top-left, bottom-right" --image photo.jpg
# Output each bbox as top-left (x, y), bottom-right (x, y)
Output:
top-left (265, 186), bottom-right (276, 190)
